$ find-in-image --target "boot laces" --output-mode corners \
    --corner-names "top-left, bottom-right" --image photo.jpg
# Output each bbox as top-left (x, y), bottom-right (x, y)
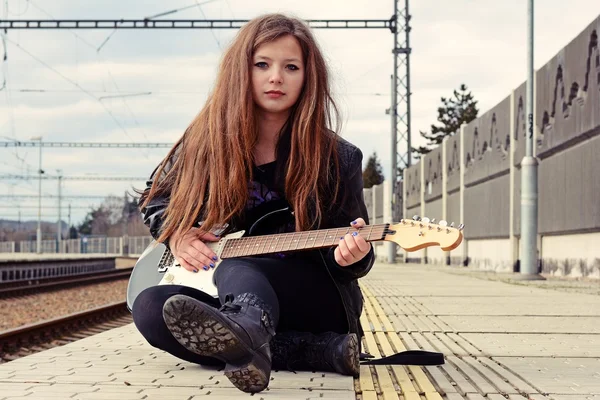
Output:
top-left (218, 294), bottom-right (242, 314)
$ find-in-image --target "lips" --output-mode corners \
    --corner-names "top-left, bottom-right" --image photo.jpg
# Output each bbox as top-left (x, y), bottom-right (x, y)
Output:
top-left (265, 90), bottom-right (284, 99)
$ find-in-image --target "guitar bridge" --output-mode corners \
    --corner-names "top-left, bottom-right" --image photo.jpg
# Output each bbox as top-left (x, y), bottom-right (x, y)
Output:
top-left (157, 249), bottom-right (175, 273)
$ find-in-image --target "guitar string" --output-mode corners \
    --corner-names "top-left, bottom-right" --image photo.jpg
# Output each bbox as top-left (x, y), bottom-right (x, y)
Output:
top-left (221, 224), bottom-right (390, 258)
top-left (223, 225), bottom-right (388, 257)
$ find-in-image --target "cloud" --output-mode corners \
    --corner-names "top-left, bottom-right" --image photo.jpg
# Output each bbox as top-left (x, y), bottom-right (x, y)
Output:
top-left (2, 0), bottom-right (600, 225)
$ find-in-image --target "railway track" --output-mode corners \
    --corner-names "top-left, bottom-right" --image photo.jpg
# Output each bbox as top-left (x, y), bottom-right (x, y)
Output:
top-left (0, 268), bottom-right (133, 299)
top-left (0, 301), bottom-right (132, 363)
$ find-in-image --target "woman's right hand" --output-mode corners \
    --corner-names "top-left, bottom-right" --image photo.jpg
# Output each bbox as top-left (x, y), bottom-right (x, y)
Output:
top-left (169, 228), bottom-right (220, 273)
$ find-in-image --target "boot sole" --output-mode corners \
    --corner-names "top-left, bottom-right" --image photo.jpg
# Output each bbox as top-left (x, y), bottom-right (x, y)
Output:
top-left (163, 294), bottom-right (270, 393)
top-left (224, 351), bottom-right (271, 393)
top-left (344, 333), bottom-right (360, 377)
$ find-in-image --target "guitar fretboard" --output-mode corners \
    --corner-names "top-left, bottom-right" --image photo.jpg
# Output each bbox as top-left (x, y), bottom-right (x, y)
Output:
top-left (220, 223), bottom-right (389, 258)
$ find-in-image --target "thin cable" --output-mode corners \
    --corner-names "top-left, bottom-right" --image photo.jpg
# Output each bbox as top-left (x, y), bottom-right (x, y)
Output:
top-left (0, 4), bottom-right (30, 176)
top-left (103, 66), bottom-right (151, 159)
top-left (223, 0), bottom-right (235, 18)
top-left (96, 28), bottom-right (117, 52)
top-left (143, 1), bottom-right (218, 20)
top-left (11, 87), bottom-right (384, 96)
top-left (3, 36), bottom-right (136, 143)
top-left (26, 1), bottom-right (98, 51)
top-left (24, 0), bottom-right (148, 152)
top-left (7, 0), bottom-right (29, 16)
top-left (194, 0), bottom-right (222, 50)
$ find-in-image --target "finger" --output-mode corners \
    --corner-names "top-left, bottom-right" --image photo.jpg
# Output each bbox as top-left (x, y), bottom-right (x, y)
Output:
top-left (334, 246), bottom-right (349, 267)
top-left (187, 239), bottom-right (218, 263)
top-left (352, 232), bottom-right (372, 253)
top-left (343, 233), bottom-right (361, 260)
top-left (197, 231), bottom-right (221, 242)
top-left (187, 239), bottom-right (205, 255)
top-left (337, 236), bottom-right (352, 266)
top-left (180, 251), bottom-right (202, 269)
top-left (177, 254), bottom-right (199, 272)
top-left (350, 217), bottom-right (366, 228)
top-left (182, 250), bottom-right (214, 272)
top-left (183, 235), bottom-right (219, 263)
top-left (195, 240), bottom-right (219, 264)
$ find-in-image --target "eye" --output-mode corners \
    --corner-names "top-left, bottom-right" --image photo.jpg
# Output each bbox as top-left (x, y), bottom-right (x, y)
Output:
top-left (254, 61), bottom-right (268, 68)
top-left (286, 64), bottom-right (299, 71)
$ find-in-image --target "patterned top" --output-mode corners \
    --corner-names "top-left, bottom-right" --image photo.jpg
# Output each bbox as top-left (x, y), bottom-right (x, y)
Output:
top-left (243, 160), bottom-right (296, 259)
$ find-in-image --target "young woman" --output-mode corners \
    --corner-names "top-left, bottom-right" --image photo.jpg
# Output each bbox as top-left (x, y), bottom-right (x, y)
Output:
top-left (132, 13), bottom-right (375, 393)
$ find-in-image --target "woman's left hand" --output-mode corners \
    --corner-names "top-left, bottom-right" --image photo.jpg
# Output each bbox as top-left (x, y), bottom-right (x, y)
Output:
top-left (334, 217), bottom-right (372, 267)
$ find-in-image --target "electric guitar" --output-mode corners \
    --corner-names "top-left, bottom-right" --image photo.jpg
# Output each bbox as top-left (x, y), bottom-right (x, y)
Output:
top-left (126, 206), bottom-right (464, 311)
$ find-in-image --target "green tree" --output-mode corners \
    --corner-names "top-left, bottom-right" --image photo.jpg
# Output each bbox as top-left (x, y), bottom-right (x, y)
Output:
top-left (414, 84), bottom-right (479, 155)
top-left (69, 225), bottom-right (78, 239)
top-left (362, 151), bottom-right (385, 188)
top-left (76, 196), bottom-right (140, 236)
top-left (78, 212), bottom-right (93, 235)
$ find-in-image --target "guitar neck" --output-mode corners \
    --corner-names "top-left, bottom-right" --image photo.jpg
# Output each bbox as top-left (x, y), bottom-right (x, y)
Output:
top-left (220, 223), bottom-right (390, 258)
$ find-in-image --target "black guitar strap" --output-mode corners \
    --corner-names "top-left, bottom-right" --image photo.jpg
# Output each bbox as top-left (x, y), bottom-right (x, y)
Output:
top-left (359, 350), bottom-right (445, 366)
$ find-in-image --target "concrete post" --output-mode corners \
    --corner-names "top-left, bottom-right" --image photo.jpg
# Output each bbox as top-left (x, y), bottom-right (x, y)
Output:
top-left (459, 123), bottom-right (467, 266)
top-left (442, 138), bottom-right (449, 264)
top-left (420, 155), bottom-right (426, 264)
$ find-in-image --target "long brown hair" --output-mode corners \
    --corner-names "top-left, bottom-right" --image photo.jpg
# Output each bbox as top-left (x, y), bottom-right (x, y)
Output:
top-left (139, 13), bottom-right (342, 245)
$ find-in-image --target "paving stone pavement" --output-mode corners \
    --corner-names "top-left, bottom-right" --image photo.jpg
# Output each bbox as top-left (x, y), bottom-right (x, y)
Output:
top-left (362, 263), bottom-right (600, 399)
top-left (0, 262), bottom-right (598, 399)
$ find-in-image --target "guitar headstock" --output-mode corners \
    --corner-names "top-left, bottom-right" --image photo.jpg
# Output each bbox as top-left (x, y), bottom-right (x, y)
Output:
top-left (385, 216), bottom-right (464, 251)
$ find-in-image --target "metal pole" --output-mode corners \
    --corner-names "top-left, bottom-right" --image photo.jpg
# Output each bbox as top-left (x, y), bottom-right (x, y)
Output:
top-left (34, 137), bottom-right (43, 253)
top-left (388, 0), bottom-right (398, 264)
top-left (405, 0), bottom-right (411, 169)
top-left (57, 171), bottom-right (62, 252)
top-left (122, 191), bottom-right (129, 256)
top-left (388, 74), bottom-right (397, 264)
top-left (518, 0), bottom-right (543, 279)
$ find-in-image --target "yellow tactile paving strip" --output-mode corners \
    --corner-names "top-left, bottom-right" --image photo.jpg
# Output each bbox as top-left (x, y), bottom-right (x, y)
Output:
top-left (355, 284), bottom-right (443, 400)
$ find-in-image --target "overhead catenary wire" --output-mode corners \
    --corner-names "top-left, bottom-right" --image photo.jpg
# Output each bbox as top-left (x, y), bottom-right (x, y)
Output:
top-left (0, 174), bottom-right (146, 181)
top-left (5, 0), bottom-right (154, 153)
top-left (4, 0), bottom-right (404, 228)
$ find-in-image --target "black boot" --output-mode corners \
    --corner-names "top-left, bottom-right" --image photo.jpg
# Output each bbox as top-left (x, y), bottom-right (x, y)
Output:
top-left (162, 293), bottom-right (276, 393)
top-left (270, 331), bottom-right (360, 377)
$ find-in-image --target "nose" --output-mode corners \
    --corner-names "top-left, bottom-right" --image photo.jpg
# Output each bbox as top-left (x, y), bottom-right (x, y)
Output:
top-left (269, 68), bottom-right (283, 84)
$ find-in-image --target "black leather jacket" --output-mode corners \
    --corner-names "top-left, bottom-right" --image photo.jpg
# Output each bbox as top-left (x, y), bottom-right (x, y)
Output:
top-left (139, 136), bottom-right (376, 341)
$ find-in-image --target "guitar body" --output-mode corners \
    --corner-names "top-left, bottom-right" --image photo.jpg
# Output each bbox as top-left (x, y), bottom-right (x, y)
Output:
top-left (126, 201), bottom-right (294, 312)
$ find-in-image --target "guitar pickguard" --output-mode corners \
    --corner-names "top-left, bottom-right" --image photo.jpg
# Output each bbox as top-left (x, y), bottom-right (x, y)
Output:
top-left (156, 230), bottom-right (245, 298)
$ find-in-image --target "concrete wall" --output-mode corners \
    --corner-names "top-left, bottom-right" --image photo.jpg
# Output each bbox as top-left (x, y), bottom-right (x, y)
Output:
top-left (389, 14), bottom-right (600, 278)
top-left (541, 232), bottom-right (600, 278)
top-left (467, 239), bottom-right (513, 272)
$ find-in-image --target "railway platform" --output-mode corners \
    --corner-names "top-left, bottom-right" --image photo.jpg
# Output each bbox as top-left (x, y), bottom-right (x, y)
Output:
top-left (0, 262), bottom-right (599, 399)
top-left (0, 254), bottom-right (121, 262)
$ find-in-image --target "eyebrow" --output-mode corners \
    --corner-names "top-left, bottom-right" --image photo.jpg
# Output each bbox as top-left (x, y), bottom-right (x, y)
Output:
top-left (254, 55), bottom-right (302, 63)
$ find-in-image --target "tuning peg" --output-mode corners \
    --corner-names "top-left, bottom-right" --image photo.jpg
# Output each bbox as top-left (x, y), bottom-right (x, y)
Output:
top-left (430, 218), bottom-right (436, 224)
top-left (421, 217), bottom-right (430, 223)
top-left (439, 220), bottom-right (448, 227)
top-left (450, 222), bottom-right (454, 228)
top-left (458, 223), bottom-right (465, 231)
top-left (412, 215), bottom-right (421, 221)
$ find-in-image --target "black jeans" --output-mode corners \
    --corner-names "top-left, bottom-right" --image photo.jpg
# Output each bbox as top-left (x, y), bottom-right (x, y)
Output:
top-left (132, 255), bottom-right (348, 365)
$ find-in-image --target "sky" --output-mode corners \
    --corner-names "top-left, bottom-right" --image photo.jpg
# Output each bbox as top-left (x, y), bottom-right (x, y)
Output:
top-left (1, 0), bottom-right (599, 227)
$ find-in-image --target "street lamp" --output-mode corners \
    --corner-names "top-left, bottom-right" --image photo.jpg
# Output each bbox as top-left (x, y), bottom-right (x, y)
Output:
top-left (30, 136), bottom-right (43, 253)
top-left (518, 0), bottom-right (544, 280)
